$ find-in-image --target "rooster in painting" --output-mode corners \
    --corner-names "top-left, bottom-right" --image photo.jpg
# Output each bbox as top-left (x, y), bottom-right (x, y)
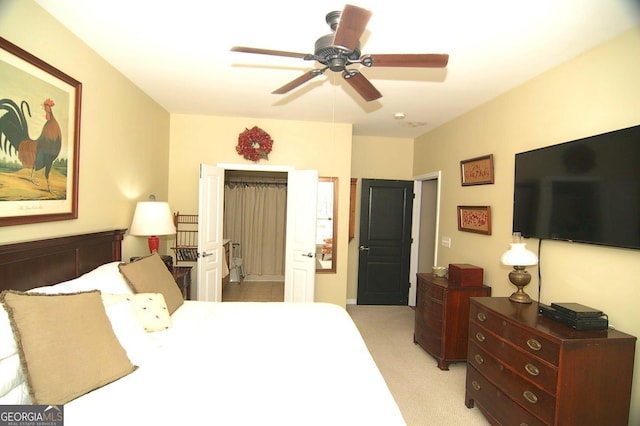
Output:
top-left (0, 98), bottom-right (62, 193)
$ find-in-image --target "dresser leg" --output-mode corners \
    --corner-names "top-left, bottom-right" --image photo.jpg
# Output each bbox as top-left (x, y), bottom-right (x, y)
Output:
top-left (465, 393), bottom-right (475, 409)
top-left (437, 359), bottom-right (450, 371)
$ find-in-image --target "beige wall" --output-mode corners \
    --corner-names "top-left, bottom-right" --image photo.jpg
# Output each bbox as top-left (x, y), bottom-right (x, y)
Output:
top-left (0, 1), bottom-right (171, 260)
top-left (413, 28), bottom-right (640, 424)
top-left (168, 114), bottom-right (352, 306)
top-left (348, 135), bottom-right (414, 301)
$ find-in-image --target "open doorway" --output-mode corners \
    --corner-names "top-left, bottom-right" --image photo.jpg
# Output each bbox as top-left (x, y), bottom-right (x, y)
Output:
top-left (197, 164), bottom-right (317, 303)
top-left (408, 171), bottom-right (441, 306)
top-left (222, 169), bottom-right (287, 302)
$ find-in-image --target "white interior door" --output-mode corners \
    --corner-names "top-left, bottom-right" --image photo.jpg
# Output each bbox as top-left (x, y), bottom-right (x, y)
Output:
top-left (284, 169), bottom-right (318, 302)
top-left (197, 164), bottom-right (224, 301)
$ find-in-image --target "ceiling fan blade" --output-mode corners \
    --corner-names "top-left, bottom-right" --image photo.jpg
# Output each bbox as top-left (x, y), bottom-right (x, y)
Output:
top-left (333, 5), bottom-right (372, 52)
top-left (343, 71), bottom-right (381, 102)
top-left (231, 46), bottom-right (309, 59)
top-left (272, 70), bottom-right (323, 94)
top-left (366, 53), bottom-right (449, 68)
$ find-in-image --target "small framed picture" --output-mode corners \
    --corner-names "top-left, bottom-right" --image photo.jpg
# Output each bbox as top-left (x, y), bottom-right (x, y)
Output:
top-left (460, 154), bottom-right (494, 186)
top-left (458, 206), bottom-right (492, 235)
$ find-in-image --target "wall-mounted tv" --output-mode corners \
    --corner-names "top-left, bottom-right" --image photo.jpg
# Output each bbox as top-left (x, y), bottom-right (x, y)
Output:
top-left (513, 124), bottom-right (640, 250)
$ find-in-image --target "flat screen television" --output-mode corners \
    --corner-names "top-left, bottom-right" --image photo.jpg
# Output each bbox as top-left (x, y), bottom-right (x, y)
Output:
top-left (513, 124), bottom-right (640, 250)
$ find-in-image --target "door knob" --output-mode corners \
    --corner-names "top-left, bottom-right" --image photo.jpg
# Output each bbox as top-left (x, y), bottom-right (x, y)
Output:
top-left (302, 252), bottom-right (314, 258)
top-left (359, 246), bottom-right (370, 251)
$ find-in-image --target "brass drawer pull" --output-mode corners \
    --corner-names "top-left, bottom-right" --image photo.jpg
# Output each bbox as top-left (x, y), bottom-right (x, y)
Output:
top-left (474, 354), bottom-right (484, 364)
top-left (475, 332), bottom-right (485, 342)
top-left (520, 423), bottom-right (529, 426)
top-left (525, 363), bottom-right (540, 376)
top-left (526, 338), bottom-right (542, 351)
top-left (477, 312), bottom-right (487, 322)
top-left (523, 390), bottom-right (538, 404)
top-left (471, 381), bottom-right (481, 391)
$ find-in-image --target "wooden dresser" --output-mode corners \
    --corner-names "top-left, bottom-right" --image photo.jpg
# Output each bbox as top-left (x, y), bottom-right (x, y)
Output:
top-left (414, 273), bottom-right (491, 370)
top-left (465, 297), bottom-right (636, 426)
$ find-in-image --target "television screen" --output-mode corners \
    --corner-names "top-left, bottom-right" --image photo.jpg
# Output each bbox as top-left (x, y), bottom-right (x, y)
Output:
top-left (513, 124), bottom-right (640, 250)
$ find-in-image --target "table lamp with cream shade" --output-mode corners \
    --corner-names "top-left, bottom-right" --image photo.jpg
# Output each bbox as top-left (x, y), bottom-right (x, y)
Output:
top-left (130, 197), bottom-right (176, 253)
top-left (501, 235), bottom-right (538, 304)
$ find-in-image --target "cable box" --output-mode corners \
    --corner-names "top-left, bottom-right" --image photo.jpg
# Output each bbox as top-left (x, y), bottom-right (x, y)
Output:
top-left (550, 302), bottom-right (603, 319)
top-left (539, 304), bottom-right (608, 331)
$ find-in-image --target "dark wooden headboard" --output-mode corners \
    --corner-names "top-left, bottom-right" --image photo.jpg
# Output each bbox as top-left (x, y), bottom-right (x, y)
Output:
top-left (0, 229), bottom-right (126, 292)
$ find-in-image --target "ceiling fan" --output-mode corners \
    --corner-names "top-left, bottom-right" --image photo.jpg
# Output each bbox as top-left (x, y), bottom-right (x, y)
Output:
top-left (231, 4), bottom-right (449, 102)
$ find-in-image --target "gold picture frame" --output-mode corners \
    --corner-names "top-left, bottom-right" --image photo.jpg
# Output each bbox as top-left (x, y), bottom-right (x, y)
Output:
top-left (458, 206), bottom-right (492, 235)
top-left (460, 154), bottom-right (494, 186)
top-left (0, 37), bottom-right (82, 226)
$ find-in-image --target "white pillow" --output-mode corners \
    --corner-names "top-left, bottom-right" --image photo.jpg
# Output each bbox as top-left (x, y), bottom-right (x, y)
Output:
top-left (0, 303), bottom-right (30, 404)
top-left (104, 300), bottom-right (157, 366)
top-left (0, 304), bottom-right (16, 361)
top-left (29, 262), bottom-right (133, 295)
top-left (0, 304), bottom-right (31, 404)
top-left (80, 262), bottom-right (134, 294)
top-left (103, 293), bottom-right (172, 332)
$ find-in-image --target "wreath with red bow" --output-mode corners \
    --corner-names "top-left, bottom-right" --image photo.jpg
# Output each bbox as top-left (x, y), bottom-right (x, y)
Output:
top-left (236, 126), bottom-right (273, 162)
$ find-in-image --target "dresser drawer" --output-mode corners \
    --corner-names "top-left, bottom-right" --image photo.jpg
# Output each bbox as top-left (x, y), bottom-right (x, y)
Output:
top-left (466, 365), bottom-right (546, 426)
top-left (467, 341), bottom-right (556, 425)
top-left (424, 282), bottom-right (444, 301)
top-left (471, 302), bottom-right (560, 366)
top-left (469, 322), bottom-right (558, 393)
top-left (415, 327), bottom-right (442, 354)
top-left (422, 297), bottom-right (443, 321)
top-left (422, 311), bottom-right (443, 334)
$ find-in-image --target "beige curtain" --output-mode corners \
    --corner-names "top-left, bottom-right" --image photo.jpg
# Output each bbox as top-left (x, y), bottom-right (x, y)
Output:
top-left (224, 182), bottom-right (287, 276)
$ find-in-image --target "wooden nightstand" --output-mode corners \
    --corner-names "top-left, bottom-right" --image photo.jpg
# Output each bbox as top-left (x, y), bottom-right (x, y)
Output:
top-left (414, 273), bottom-right (491, 370)
top-left (172, 266), bottom-right (192, 300)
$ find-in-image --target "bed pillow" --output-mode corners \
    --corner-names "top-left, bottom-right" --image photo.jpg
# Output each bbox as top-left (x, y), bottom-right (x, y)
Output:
top-left (0, 304), bottom-right (30, 404)
top-left (102, 298), bottom-right (158, 366)
top-left (78, 261), bottom-right (135, 294)
top-left (0, 290), bottom-right (137, 405)
top-left (118, 253), bottom-right (184, 314)
top-left (102, 293), bottom-right (172, 332)
top-left (29, 262), bottom-right (133, 295)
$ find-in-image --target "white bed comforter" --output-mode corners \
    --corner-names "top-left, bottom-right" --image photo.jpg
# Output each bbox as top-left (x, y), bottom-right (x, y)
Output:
top-left (66, 301), bottom-right (406, 425)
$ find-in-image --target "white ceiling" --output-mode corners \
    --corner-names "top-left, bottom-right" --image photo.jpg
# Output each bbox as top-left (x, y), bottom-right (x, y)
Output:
top-left (34, 0), bottom-right (639, 138)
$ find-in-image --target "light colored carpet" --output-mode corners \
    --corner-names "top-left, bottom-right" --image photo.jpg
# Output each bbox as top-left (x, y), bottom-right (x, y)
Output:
top-left (347, 305), bottom-right (490, 426)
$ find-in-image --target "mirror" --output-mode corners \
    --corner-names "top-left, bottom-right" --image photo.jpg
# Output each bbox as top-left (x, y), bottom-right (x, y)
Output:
top-left (316, 177), bottom-right (338, 273)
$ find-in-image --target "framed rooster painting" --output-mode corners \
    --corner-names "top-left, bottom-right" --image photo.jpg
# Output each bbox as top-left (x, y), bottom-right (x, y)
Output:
top-left (0, 37), bottom-right (81, 226)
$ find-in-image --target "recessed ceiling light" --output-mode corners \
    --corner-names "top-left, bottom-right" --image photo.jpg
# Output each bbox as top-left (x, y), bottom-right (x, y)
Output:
top-left (394, 112), bottom-right (406, 120)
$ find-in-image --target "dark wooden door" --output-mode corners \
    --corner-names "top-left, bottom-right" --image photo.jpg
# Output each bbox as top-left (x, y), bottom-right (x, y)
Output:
top-left (357, 179), bottom-right (413, 305)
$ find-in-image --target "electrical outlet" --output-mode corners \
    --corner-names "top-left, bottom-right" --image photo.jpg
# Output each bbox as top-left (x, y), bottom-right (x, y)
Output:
top-left (441, 236), bottom-right (451, 248)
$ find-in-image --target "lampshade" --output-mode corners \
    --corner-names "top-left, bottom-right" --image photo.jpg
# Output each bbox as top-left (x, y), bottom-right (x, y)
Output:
top-left (130, 201), bottom-right (176, 253)
top-left (500, 243), bottom-right (538, 266)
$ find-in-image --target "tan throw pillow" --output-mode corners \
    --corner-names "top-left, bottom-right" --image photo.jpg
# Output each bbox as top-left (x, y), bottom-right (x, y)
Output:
top-left (0, 290), bottom-right (137, 405)
top-left (118, 253), bottom-right (184, 314)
